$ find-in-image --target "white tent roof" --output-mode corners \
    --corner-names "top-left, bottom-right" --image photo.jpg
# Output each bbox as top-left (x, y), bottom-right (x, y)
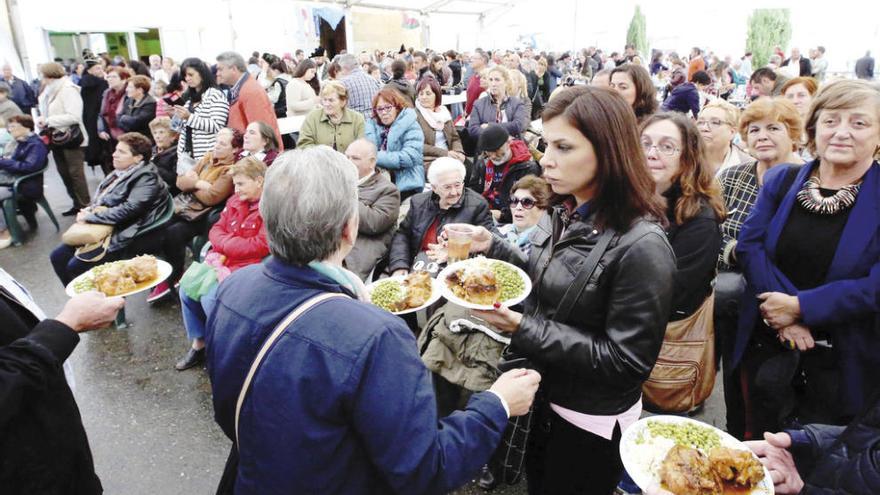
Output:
top-left (311, 0), bottom-right (518, 16)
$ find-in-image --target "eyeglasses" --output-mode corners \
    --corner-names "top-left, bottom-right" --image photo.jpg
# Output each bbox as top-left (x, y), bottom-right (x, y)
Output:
top-left (640, 139), bottom-right (680, 156)
top-left (509, 197), bottom-right (537, 209)
top-left (375, 104), bottom-right (395, 114)
top-left (436, 181), bottom-right (464, 192)
top-left (696, 118), bottom-right (730, 129)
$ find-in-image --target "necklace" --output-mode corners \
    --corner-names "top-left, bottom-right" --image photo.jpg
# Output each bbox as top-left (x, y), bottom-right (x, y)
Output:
top-left (795, 173), bottom-right (860, 215)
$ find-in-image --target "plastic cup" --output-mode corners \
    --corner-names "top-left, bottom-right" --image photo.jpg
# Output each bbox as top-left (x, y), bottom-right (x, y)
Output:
top-left (446, 225), bottom-right (473, 263)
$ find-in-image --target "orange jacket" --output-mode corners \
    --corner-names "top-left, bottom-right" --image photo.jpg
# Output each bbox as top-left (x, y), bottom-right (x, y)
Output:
top-left (227, 76), bottom-right (283, 150)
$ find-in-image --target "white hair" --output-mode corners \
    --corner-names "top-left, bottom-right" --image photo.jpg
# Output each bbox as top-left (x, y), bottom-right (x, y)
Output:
top-left (427, 157), bottom-right (466, 186)
top-left (260, 147), bottom-right (359, 265)
top-left (337, 54), bottom-right (359, 72)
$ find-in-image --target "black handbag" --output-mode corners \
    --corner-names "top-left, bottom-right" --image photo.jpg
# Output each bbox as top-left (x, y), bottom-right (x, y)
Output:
top-left (44, 125), bottom-right (84, 149)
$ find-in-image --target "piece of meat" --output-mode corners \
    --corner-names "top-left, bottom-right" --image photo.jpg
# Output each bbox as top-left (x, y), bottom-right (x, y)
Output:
top-left (402, 271), bottom-right (432, 309)
top-left (125, 255), bottom-right (158, 283)
top-left (709, 447), bottom-right (765, 488)
top-left (95, 265), bottom-right (136, 296)
top-left (659, 445), bottom-right (722, 495)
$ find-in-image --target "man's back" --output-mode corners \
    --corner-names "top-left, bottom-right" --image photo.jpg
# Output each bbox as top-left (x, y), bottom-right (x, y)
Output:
top-left (343, 69), bottom-right (380, 118)
top-left (856, 56), bottom-right (875, 79)
top-left (206, 259), bottom-right (508, 495)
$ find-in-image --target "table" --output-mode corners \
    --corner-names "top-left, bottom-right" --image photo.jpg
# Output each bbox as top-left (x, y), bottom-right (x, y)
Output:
top-left (277, 114), bottom-right (306, 135)
top-left (441, 93), bottom-right (467, 106)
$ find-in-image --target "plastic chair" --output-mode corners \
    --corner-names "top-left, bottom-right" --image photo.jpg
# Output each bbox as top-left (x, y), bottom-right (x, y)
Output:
top-left (115, 193), bottom-right (175, 329)
top-left (188, 205), bottom-right (225, 261)
top-left (1, 166), bottom-right (60, 246)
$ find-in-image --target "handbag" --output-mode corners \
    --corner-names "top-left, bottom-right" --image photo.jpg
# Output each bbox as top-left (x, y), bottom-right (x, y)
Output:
top-left (61, 221), bottom-right (113, 246)
top-left (173, 192), bottom-right (212, 221)
top-left (46, 125), bottom-right (84, 149)
top-left (642, 292), bottom-right (717, 413)
top-left (495, 228), bottom-right (616, 485)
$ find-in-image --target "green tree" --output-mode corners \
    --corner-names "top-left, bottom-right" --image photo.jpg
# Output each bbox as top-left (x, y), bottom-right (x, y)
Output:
top-left (626, 5), bottom-right (648, 61)
top-left (746, 9), bottom-right (792, 68)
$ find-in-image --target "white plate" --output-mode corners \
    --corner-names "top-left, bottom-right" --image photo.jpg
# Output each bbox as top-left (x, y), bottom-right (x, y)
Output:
top-left (65, 259), bottom-right (173, 298)
top-left (620, 415), bottom-right (774, 494)
top-left (437, 258), bottom-right (532, 310)
top-left (365, 274), bottom-right (444, 315)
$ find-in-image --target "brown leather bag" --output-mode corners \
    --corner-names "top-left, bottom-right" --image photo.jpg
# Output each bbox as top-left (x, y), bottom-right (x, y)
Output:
top-left (643, 292), bottom-right (716, 413)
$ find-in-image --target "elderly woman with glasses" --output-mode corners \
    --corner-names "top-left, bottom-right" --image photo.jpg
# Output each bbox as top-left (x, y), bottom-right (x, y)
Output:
top-left (389, 157), bottom-right (496, 277)
top-left (365, 87), bottom-right (425, 200)
top-left (698, 99), bottom-right (754, 175)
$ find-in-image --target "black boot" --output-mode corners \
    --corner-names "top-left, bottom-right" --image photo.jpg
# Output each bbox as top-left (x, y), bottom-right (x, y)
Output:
top-left (477, 464), bottom-right (498, 491)
top-left (175, 347), bottom-right (206, 371)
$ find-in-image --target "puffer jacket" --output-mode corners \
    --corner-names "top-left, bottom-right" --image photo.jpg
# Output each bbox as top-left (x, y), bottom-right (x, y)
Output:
top-left (0, 133), bottom-right (48, 200)
top-left (84, 163), bottom-right (170, 253)
top-left (365, 108), bottom-right (425, 193)
top-left (467, 139), bottom-right (541, 224)
top-left (344, 172), bottom-right (401, 280)
top-left (788, 389), bottom-right (880, 493)
top-left (208, 194), bottom-right (269, 272)
top-left (389, 188), bottom-right (497, 273)
top-left (488, 206), bottom-right (676, 415)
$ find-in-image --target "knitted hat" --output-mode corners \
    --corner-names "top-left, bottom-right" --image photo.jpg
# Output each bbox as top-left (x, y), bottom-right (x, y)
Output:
top-left (478, 124), bottom-right (510, 152)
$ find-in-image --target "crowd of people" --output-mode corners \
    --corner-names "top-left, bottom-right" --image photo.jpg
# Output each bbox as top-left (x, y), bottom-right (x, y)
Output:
top-left (0, 37), bottom-right (879, 495)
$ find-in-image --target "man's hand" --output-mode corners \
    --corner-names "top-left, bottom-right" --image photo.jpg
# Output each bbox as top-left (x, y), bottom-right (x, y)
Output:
top-left (745, 432), bottom-right (804, 495)
top-left (488, 368), bottom-right (541, 416)
top-left (759, 292), bottom-right (800, 329)
top-left (55, 291), bottom-right (125, 332)
top-left (472, 304), bottom-right (523, 333)
top-left (778, 324), bottom-right (815, 351)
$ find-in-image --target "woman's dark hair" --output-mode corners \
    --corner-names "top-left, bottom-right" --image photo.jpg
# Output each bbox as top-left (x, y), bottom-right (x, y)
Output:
top-left (691, 70), bottom-right (712, 86)
top-left (327, 61), bottom-right (341, 80)
top-left (8, 114), bottom-right (35, 131)
top-left (117, 132), bottom-right (153, 163)
top-left (251, 121), bottom-right (279, 151)
top-left (610, 64), bottom-right (658, 121)
top-left (391, 59), bottom-right (406, 79)
top-left (166, 70), bottom-right (183, 94)
top-left (269, 59), bottom-right (289, 75)
top-left (128, 59), bottom-right (151, 77)
top-left (639, 112), bottom-right (726, 225)
top-left (179, 58), bottom-right (217, 103)
top-left (542, 86), bottom-right (664, 232)
top-left (511, 175), bottom-right (553, 210)
top-left (292, 59), bottom-right (320, 94)
top-left (416, 77), bottom-right (442, 108)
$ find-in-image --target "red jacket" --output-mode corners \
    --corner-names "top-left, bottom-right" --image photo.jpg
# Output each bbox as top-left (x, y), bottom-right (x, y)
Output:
top-left (465, 74), bottom-right (482, 115)
top-left (208, 194), bottom-right (269, 271)
top-left (227, 76), bottom-right (283, 150)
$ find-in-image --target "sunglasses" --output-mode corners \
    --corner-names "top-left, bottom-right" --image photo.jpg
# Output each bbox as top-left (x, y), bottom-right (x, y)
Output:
top-left (509, 197), bottom-right (537, 209)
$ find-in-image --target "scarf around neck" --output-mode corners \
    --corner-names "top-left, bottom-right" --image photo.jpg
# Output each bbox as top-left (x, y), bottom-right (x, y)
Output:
top-left (308, 260), bottom-right (369, 302)
top-left (415, 100), bottom-right (451, 131)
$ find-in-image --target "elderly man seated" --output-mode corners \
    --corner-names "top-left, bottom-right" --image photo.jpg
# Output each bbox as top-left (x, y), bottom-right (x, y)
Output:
top-left (390, 157), bottom-right (498, 277)
top-left (343, 139), bottom-right (400, 281)
top-left (205, 146), bottom-right (540, 494)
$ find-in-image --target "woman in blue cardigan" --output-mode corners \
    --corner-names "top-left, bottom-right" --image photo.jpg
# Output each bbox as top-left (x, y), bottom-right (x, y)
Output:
top-left (733, 80), bottom-right (880, 439)
top-left (364, 86), bottom-right (424, 201)
top-left (0, 115), bottom-right (48, 248)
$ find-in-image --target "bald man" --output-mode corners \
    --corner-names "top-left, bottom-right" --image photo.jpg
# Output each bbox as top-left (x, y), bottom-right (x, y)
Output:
top-left (344, 139), bottom-right (401, 280)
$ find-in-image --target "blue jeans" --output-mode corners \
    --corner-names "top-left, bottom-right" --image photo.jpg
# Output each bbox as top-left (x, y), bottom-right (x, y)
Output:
top-left (50, 243), bottom-right (123, 286)
top-left (180, 283), bottom-right (218, 341)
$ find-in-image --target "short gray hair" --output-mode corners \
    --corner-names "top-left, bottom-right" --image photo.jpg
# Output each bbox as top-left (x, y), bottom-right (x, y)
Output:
top-left (427, 157), bottom-right (466, 185)
top-left (261, 146), bottom-right (359, 265)
top-left (216, 51), bottom-right (247, 72)
top-left (337, 54), bottom-right (359, 72)
top-left (347, 138), bottom-right (377, 158)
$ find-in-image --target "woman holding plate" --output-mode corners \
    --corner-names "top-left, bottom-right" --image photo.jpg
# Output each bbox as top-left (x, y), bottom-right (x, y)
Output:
top-left (450, 85), bottom-right (677, 495)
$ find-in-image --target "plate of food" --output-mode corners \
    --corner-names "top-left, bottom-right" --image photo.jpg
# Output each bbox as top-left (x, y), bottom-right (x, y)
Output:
top-left (65, 255), bottom-right (172, 298)
top-left (366, 271), bottom-right (444, 315)
top-left (437, 256), bottom-right (531, 310)
top-left (620, 415), bottom-right (773, 495)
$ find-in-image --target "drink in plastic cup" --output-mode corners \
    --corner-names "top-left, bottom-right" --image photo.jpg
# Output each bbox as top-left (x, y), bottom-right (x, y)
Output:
top-left (446, 225), bottom-right (473, 263)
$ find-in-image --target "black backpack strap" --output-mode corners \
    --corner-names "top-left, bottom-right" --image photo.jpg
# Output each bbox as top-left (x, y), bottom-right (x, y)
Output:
top-left (553, 228), bottom-right (615, 322)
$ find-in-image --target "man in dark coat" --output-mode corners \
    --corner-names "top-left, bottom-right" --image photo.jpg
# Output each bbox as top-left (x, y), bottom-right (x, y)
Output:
top-left (78, 59), bottom-right (108, 168)
top-left (468, 124), bottom-right (541, 224)
top-left (855, 51), bottom-right (875, 80)
top-left (0, 63), bottom-right (37, 116)
top-left (0, 269), bottom-right (123, 494)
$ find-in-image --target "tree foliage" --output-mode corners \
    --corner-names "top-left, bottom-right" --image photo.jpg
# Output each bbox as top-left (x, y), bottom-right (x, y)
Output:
top-left (746, 9), bottom-right (792, 68)
top-left (626, 5), bottom-right (648, 60)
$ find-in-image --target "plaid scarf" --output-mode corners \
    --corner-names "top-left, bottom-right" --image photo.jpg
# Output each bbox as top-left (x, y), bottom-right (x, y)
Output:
top-left (227, 73), bottom-right (250, 105)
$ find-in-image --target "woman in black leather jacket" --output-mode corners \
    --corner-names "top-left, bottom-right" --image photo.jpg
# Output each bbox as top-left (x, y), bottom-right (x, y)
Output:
top-left (456, 86), bottom-right (677, 495)
top-left (50, 132), bottom-right (170, 285)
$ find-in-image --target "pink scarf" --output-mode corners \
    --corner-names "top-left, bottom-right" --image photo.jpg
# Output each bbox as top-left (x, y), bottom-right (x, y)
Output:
top-left (415, 101), bottom-right (451, 131)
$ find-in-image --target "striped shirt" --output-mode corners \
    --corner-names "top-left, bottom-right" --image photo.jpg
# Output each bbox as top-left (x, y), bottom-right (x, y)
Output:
top-left (177, 87), bottom-right (230, 161)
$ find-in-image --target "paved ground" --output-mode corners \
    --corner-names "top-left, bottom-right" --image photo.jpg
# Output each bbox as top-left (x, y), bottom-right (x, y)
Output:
top-left (2, 162), bottom-right (726, 495)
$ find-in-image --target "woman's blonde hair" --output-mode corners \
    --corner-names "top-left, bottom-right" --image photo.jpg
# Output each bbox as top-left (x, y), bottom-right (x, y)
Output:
top-left (804, 79), bottom-right (880, 156)
top-left (508, 69), bottom-right (529, 100)
top-left (699, 99), bottom-right (741, 129)
top-left (739, 97), bottom-right (803, 150)
top-left (230, 155), bottom-right (268, 180)
top-left (320, 81), bottom-right (348, 102)
top-left (487, 65), bottom-right (512, 95)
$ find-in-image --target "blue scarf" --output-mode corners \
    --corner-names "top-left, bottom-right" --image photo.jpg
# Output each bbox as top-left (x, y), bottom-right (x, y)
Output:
top-left (308, 261), bottom-right (368, 301)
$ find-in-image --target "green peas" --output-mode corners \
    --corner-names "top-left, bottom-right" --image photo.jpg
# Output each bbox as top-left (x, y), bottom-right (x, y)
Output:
top-left (645, 420), bottom-right (721, 451)
top-left (492, 262), bottom-right (524, 302)
top-left (370, 280), bottom-right (403, 312)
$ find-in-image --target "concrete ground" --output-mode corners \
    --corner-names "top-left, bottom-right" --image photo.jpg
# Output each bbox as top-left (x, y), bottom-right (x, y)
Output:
top-left (1, 162), bottom-right (726, 495)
